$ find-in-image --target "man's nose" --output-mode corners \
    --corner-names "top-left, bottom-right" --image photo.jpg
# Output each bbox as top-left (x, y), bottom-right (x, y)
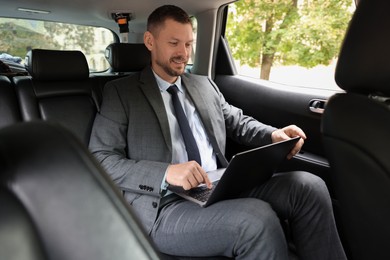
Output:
top-left (177, 43), bottom-right (188, 57)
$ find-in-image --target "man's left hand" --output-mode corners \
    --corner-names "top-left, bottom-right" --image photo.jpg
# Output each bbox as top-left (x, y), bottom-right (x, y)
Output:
top-left (271, 125), bottom-right (306, 159)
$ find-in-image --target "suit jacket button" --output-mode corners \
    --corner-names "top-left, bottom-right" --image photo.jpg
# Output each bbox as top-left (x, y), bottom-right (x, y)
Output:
top-left (139, 185), bottom-right (144, 190)
top-left (152, 202), bottom-right (158, 208)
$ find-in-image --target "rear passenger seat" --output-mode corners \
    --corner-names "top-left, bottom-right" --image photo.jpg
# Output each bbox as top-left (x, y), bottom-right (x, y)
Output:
top-left (92, 42), bottom-right (150, 110)
top-left (12, 49), bottom-right (102, 145)
top-left (0, 75), bottom-right (22, 128)
top-left (0, 44), bottom-right (150, 145)
top-left (1, 45), bottom-right (230, 260)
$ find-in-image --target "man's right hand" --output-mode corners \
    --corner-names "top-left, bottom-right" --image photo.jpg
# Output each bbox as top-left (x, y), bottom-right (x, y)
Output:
top-left (166, 161), bottom-right (212, 190)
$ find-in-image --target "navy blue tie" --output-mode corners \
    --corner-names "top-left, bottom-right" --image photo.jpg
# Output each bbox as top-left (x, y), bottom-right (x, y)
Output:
top-left (167, 85), bottom-right (202, 165)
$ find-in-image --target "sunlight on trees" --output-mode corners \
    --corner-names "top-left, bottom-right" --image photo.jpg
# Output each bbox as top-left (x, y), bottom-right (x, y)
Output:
top-left (226, 0), bottom-right (355, 81)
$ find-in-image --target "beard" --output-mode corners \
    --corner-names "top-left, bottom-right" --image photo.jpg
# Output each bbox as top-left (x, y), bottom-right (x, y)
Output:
top-left (156, 55), bottom-right (187, 77)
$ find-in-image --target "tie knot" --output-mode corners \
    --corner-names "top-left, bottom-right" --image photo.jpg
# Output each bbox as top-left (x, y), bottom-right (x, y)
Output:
top-left (167, 85), bottom-right (179, 95)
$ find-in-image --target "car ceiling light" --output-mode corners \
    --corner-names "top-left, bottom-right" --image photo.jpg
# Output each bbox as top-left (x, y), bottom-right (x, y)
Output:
top-left (17, 7), bottom-right (50, 14)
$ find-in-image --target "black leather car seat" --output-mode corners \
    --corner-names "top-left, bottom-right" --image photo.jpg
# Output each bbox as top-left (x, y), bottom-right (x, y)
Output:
top-left (12, 49), bottom-right (101, 145)
top-left (104, 43), bottom-right (151, 74)
top-left (0, 75), bottom-right (21, 128)
top-left (0, 121), bottom-right (161, 260)
top-left (0, 188), bottom-right (47, 260)
top-left (91, 43), bottom-right (151, 105)
top-left (321, 0), bottom-right (390, 259)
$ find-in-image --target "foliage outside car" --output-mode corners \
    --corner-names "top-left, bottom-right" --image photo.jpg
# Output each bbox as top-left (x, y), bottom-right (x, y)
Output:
top-left (0, 19), bottom-right (112, 71)
top-left (226, 0), bottom-right (354, 80)
top-left (0, 21), bottom-right (94, 58)
top-left (0, 0), bottom-right (354, 81)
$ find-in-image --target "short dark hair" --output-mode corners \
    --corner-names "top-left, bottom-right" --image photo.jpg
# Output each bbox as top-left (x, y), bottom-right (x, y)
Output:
top-left (147, 5), bottom-right (192, 35)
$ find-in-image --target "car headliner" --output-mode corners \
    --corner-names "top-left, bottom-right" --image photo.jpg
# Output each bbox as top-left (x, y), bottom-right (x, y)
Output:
top-left (0, 0), bottom-right (235, 36)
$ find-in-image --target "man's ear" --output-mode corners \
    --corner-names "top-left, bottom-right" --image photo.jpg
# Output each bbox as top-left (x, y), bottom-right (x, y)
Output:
top-left (144, 31), bottom-right (153, 51)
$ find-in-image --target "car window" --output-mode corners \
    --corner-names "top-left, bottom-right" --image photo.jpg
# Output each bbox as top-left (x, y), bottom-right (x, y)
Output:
top-left (0, 18), bottom-right (115, 72)
top-left (187, 17), bottom-right (197, 66)
top-left (225, 0), bottom-right (355, 91)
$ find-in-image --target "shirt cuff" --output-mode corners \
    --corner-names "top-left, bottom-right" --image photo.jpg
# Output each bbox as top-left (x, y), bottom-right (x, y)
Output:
top-left (160, 168), bottom-right (169, 193)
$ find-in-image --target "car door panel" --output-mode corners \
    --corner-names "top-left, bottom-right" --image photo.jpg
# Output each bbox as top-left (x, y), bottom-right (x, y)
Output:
top-left (214, 74), bottom-right (337, 192)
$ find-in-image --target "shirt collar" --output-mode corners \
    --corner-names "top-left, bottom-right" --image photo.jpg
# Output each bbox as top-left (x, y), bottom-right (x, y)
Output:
top-left (152, 69), bottom-right (183, 93)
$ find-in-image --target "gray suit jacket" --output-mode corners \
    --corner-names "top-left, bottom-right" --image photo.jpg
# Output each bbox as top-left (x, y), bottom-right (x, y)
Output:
top-left (89, 67), bottom-right (276, 233)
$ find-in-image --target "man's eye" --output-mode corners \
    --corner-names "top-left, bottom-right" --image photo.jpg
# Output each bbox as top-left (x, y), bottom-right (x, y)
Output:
top-left (169, 42), bottom-right (178, 46)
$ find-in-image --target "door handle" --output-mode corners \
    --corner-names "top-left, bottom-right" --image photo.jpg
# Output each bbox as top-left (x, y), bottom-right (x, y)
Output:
top-left (309, 99), bottom-right (326, 114)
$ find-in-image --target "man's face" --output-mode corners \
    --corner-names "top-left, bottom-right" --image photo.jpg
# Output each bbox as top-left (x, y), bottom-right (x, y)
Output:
top-left (144, 18), bottom-right (193, 83)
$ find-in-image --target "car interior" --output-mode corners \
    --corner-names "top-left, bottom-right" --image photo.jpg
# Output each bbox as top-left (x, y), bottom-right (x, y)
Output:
top-left (1, 0), bottom-right (386, 259)
top-left (321, 0), bottom-right (390, 259)
top-left (0, 121), bottom-right (160, 260)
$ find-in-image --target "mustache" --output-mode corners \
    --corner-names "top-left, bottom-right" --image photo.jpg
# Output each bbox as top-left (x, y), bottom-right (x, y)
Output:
top-left (170, 56), bottom-right (187, 63)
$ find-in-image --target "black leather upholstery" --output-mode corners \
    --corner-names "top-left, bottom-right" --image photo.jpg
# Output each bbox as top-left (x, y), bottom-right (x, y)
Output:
top-left (0, 189), bottom-right (47, 260)
top-left (322, 0), bottom-right (390, 259)
top-left (335, 0), bottom-right (390, 96)
top-left (25, 49), bottom-right (89, 81)
top-left (0, 75), bottom-right (21, 128)
top-left (12, 49), bottom-right (100, 145)
top-left (105, 43), bottom-right (151, 72)
top-left (0, 121), bottom-right (161, 260)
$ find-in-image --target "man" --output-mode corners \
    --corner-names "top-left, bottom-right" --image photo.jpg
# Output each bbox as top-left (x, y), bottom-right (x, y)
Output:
top-left (89, 5), bottom-right (346, 260)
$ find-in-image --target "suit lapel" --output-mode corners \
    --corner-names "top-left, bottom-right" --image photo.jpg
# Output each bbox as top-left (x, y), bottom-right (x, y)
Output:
top-left (139, 67), bottom-right (172, 155)
top-left (182, 74), bottom-right (229, 167)
top-left (137, 68), bottom-right (228, 167)
top-left (181, 75), bottom-right (214, 134)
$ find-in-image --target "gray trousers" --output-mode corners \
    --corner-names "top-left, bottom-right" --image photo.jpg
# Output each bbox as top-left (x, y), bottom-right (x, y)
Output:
top-left (151, 171), bottom-right (346, 260)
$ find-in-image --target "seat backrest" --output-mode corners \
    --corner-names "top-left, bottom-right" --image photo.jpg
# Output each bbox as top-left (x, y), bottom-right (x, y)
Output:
top-left (13, 49), bottom-right (100, 145)
top-left (89, 43), bottom-right (151, 107)
top-left (0, 121), bottom-right (160, 260)
top-left (321, 0), bottom-right (390, 259)
top-left (0, 75), bottom-right (22, 128)
top-left (0, 189), bottom-right (47, 260)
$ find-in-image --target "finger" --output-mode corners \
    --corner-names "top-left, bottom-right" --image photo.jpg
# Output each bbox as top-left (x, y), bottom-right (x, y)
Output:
top-left (287, 147), bottom-right (299, 159)
top-left (280, 131), bottom-right (291, 140)
top-left (182, 180), bottom-right (192, 190)
top-left (271, 129), bottom-right (288, 143)
top-left (202, 171), bottom-right (213, 189)
top-left (288, 139), bottom-right (304, 159)
top-left (286, 125), bottom-right (307, 139)
top-left (293, 137), bottom-right (304, 148)
top-left (191, 166), bottom-right (212, 189)
top-left (192, 166), bottom-right (205, 184)
top-left (186, 173), bottom-right (200, 189)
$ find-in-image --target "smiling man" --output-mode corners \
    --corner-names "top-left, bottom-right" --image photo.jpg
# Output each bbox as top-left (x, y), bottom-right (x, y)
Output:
top-left (144, 15), bottom-right (193, 82)
top-left (89, 5), bottom-right (346, 260)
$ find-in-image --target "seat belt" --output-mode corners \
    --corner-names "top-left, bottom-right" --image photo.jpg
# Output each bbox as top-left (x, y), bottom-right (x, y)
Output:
top-left (112, 13), bottom-right (131, 43)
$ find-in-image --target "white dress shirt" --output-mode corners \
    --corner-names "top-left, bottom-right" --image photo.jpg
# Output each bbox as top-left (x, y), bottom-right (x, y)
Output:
top-left (152, 71), bottom-right (217, 192)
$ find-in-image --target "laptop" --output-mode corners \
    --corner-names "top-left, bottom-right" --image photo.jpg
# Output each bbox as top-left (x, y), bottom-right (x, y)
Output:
top-left (168, 136), bottom-right (300, 207)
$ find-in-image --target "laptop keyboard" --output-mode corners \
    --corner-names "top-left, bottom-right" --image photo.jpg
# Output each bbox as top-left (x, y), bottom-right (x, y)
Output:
top-left (184, 184), bottom-right (217, 202)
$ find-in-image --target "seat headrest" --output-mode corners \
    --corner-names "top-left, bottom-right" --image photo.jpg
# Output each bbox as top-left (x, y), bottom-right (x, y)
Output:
top-left (105, 43), bottom-right (150, 72)
top-left (335, 0), bottom-right (390, 95)
top-left (25, 49), bottom-right (89, 81)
